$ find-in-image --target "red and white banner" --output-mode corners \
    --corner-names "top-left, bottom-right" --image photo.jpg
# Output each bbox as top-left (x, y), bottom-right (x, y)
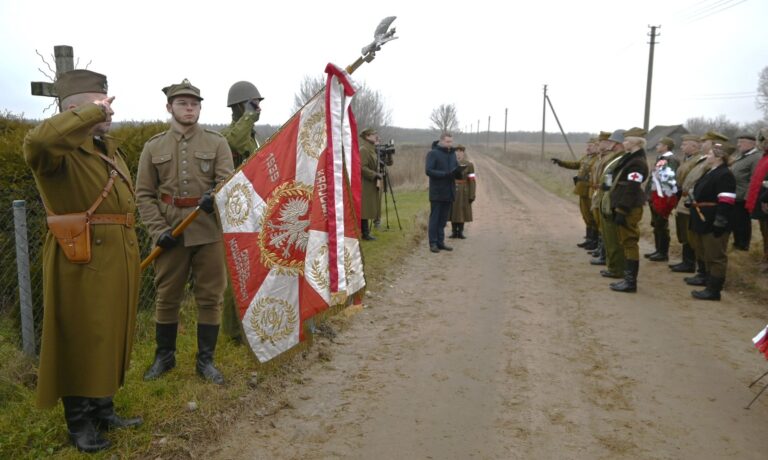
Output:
top-left (215, 63), bottom-right (365, 362)
top-left (754, 325), bottom-right (768, 360)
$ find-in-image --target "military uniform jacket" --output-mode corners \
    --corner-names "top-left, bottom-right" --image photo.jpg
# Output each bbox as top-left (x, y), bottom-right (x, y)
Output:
top-left (23, 104), bottom-right (140, 408)
top-left (558, 153), bottom-right (595, 197)
top-left (136, 124), bottom-right (234, 246)
top-left (221, 111), bottom-right (260, 167)
top-left (608, 148), bottom-right (648, 212)
top-left (729, 147), bottom-right (760, 201)
top-left (360, 137), bottom-right (379, 220)
top-left (425, 141), bottom-right (459, 202)
top-left (590, 151), bottom-right (616, 211)
top-left (450, 160), bottom-right (476, 222)
top-left (675, 154), bottom-right (708, 215)
top-left (689, 163), bottom-right (736, 234)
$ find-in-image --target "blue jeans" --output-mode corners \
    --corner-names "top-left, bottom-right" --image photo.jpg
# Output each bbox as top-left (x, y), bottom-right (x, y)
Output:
top-left (429, 201), bottom-right (452, 246)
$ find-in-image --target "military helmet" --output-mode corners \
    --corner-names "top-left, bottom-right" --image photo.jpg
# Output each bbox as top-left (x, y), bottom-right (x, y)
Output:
top-left (227, 81), bottom-right (263, 107)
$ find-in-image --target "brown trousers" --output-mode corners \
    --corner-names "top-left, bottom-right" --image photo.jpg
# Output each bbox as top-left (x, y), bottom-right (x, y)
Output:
top-left (153, 239), bottom-right (227, 325)
top-left (616, 207), bottom-right (643, 261)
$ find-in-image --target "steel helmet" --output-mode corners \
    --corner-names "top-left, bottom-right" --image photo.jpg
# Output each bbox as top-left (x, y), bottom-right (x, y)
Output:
top-left (227, 81), bottom-right (263, 107)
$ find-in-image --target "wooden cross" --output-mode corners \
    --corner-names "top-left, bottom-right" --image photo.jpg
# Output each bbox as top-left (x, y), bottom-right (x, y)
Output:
top-left (30, 45), bottom-right (74, 98)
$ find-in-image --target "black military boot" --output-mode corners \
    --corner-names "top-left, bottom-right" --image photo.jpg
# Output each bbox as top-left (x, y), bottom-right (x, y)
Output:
top-left (600, 269), bottom-right (622, 278)
top-left (196, 324), bottom-right (225, 385)
top-left (669, 243), bottom-right (696, 272)
top-left (577, 227), bottom-right (592, 248)
top-left (143, 323), bottom-right (177, 381)
top-left (90, 397), bottom-right (143, 431)
top-left (582, 228), bottom-right (598, 250)
top-left (610, 259), bottom-right (639, 293)
top-left (644, 233), bottom-right (660, 258)
top-left (692, 276), bottom-right (724, 301)
top-left (589, 240), bottom-right (606, 265)
top-left (62, 396), bottom-right (111, 453)
top-left (457, 223), bottom-right (466, 239)
top-left (684, 260), bottom-right (708, 286)
top-left (649, 235), bottom-right (669, 262)
top-left (360, 219), bottom-right (376, 241)
top-left (589, 236), bottom-right (603, 257)
top-left (449, 223), bottom-right (459, 239)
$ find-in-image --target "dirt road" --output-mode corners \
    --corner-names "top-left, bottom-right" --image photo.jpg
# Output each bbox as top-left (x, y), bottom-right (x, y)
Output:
top-left (210, 152), bottom-right (768, 459)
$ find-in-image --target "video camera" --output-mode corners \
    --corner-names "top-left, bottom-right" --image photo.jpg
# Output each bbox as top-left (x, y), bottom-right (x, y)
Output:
top-left (376, 139), bottom-right (395, 162)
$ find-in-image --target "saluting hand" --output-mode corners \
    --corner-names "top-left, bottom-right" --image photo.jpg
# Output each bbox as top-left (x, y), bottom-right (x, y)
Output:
top-left (93, 96), bottom-right (115, 116)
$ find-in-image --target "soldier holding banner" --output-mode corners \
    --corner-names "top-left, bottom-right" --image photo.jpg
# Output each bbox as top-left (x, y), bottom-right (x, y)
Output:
top-left (136, 79), bottom-right (234, 385)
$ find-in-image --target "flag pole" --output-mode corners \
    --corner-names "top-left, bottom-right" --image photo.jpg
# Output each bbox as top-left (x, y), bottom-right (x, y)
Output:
top-left (140, 17), bottom-right (398, 272)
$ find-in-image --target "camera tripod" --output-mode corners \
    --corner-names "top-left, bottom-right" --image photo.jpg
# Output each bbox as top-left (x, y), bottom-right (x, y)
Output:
top-left (379, 163), bottom-right (402, 231)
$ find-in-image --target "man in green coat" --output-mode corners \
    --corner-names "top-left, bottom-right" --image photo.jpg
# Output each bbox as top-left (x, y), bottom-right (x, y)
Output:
top-left (552, 139), bottom-right (599, 249)
top-left (24, 69), bottom-right (142, 453)
top-left (596, 130), bottom-right (628, 277)
top-left (220, 81), bottom-right (264, 342)
top-left (359, 128), bottom-right (382, 240)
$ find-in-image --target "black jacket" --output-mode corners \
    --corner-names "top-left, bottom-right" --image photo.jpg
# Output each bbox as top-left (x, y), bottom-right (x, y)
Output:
top-left (610, 148), bottom-right (649, 212)
top-left (689, 163), bottom-right (736, 234)
top-left (425, 140), bottom-right (459, 202)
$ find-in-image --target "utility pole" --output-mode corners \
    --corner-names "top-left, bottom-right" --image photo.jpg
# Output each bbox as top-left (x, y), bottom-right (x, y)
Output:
top-left (504, 108), bottom-right (508, 153)
top-left (487, 116), bottom-right (491, 148)
top-left (644, 25), bottom-right (660, 132)
top-left (477, 119), bottom-right (480, 145)
top-left (31, 45), bottom-right (75, 98)
top-left (541, 84), bottom-right (547, 160)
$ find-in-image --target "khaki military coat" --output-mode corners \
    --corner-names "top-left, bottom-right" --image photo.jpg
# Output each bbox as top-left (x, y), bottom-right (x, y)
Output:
top-left (558, 153), bottom-right (595, 197)
top-left (450, 160), bottom-right (476, 222)
top-left (221, 111), bottom-right (260, 167)
top-left (360, 137), bottom-right (379, 220)
top-left (730, 148), bottom-right (761, 201)
top-left (675, 154), bottom-right (708, 215)
top-left (136, 124), bottom-right (233, 246)
top-left (24, 104), bottom-right (139, 408)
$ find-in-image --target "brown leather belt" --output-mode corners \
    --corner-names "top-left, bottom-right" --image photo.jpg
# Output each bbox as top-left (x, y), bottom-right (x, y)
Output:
top-left (89, 213), bottom-right (135, 228)
top-left (161, 193), bottom-right (201, 208)
top-left (455, 179), bottom-right (467, 184)
top-left (693, 202), bottom-right (717, 207)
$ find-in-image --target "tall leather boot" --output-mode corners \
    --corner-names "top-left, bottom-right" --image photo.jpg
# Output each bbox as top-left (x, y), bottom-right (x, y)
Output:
top-left (645, 233), bottom-right (660, 258)
top-left (577, 227), bottom-right (592, 248)
top-left (143, 322), bottom-right (177, 381)
top-left (610, 259), bottom-right (638, 293)
top-left (457, 223), bottom-right (467, 239)
top-left (62, 396), bottom-right (111, 453)
top-left (684, 260), bottom-right (708, 286)
top-left (670, 243), bottom-right (696, 272)
top-left (582, 227), bottom-right (598, 250)
top-left (649, 235), bottom-right (669, 262)
top-left (589, 238), bottom-right (606, 265)
top-left (196, 324), bottom-right (225, 385)
top-left (90, 397), bottom-right (143, 431)
top-left (449, 223), bottom-right (459, 239)
top-left (692, 276), bottom-right (724, 301)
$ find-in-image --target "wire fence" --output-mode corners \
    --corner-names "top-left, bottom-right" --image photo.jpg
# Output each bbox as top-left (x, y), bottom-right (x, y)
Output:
top-left (0, 198), bottom-right (159, 354)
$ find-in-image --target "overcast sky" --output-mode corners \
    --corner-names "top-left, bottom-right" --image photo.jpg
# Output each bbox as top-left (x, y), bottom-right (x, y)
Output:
top-left (1, 0), bottom-right (766, 134)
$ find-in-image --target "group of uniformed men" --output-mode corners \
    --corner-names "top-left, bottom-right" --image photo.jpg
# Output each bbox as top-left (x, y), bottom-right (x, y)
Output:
top-left (553, 126), bottom-right (768, 300)
top-left (23, 69), bottom-right (266, 453)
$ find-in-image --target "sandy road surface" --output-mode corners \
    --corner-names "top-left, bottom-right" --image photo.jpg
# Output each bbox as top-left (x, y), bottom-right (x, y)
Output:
top-left (210, 152), bottom-right (768, 459)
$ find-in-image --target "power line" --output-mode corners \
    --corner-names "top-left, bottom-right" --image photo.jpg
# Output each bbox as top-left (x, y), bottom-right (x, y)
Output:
top-left (678, 0), bottom-right (736, 20)
top-left (685, 0), bottom-right (747, 23)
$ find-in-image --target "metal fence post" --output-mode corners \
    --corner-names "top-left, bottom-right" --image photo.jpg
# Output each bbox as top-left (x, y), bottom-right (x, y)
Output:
top-left (13, 200), bottom-right (35, 356)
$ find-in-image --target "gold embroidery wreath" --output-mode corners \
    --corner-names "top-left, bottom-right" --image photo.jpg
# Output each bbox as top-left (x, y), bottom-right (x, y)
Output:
top-left (224, 182), bottom-right (253, 228)
top-left (298, 106), bottom-right (326, 160)
top-left (249, 297), bottom-right (297, 346)
top-left (258, 181), bottom-right (313, 276)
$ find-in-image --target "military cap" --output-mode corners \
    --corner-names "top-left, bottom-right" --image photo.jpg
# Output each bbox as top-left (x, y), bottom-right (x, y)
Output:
top-left (598, 131), bottom-right (611, 141)
top-left (712, 141), bottom-right (736, 158)
top-left (608, 129), bottom-right (625, 143)
top-left (736, 133), bottom-right (756, 141)
top-left (700, 130), bottom-right (728, 142)
top-left (681, 134), bottom-right (700, 142)
top-left (659, 137), bottom-right (675, 149)
top-left (163, 78), bottom-right (203, 101)
top-left (54, 69), bottom-right (108, 101)
top-left (623, 127), bottom-right (647, 138)
top-left (455, 144), bottom-right (466, 151)
top-left (360, 128), bottom-right (377, 137)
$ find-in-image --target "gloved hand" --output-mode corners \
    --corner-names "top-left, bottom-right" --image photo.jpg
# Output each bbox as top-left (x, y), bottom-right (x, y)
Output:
top-left (198, 191), bottom-right (215, 214)
top-left (156, 230), bottom-right (177, 250)
top-left (550, 158), bottom-right (561, 165)
top-left (712, 214), bottom-right (728, 237)
top-left (613, 211), bottom-right (627, 227)
top-left (452, 166), bottom-right (464, 179)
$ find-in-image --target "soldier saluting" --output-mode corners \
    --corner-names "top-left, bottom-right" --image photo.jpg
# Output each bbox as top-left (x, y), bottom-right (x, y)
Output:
top-left (24, 69), bottom-right (142, 453)
top-left (136, 79), bottom-right (234, 385)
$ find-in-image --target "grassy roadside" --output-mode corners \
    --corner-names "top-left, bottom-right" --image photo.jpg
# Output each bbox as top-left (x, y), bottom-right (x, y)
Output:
top-left (0, 189), bottom-right (429, 459)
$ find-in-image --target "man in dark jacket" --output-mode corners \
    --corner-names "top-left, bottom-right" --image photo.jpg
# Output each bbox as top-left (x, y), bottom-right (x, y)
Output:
top-left (608, 127), bottom-right (649, 293)
top-left (425, 132), bottom-right (461, 253)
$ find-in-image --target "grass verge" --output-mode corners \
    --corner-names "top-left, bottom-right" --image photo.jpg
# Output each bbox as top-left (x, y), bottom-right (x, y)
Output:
top-left (0, 189), bottom-right (429, 459)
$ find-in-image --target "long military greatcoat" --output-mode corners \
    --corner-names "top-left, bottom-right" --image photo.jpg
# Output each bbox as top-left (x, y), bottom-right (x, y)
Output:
top-left (359, 137), bottom-right (379, 220)
top-left (24, 104), bottom-right (139, 409)
top-left (450, 160), bottom-right (476, 222)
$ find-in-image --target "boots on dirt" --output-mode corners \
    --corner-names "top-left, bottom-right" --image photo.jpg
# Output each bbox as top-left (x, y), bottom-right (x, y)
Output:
top-left (62, 396), bottom-right (111, 453)
top-left (610, 259), bottom-right (639, 293)
top-left (144, 323), bottom-right (177, 381)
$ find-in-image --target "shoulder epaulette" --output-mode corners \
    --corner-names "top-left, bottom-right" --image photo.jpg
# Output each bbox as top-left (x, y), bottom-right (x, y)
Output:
top-left (146, 131), bottom-right (168, 143)
top-left (204, 129), bottom-right (225, 137)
